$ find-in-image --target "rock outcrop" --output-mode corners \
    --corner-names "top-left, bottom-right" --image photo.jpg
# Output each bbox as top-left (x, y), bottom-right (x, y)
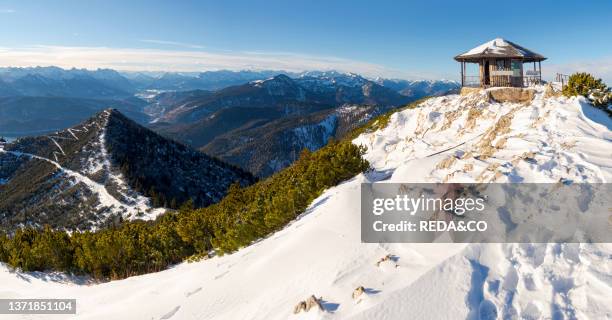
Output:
top-left (487, 87), bottom-right (535, 103)
top-left (376, 254), bottom-right (392, 267)
top-left (352, 286), bottom-right (365, 300)
top-left (293, 295), bottom-right (323, 314)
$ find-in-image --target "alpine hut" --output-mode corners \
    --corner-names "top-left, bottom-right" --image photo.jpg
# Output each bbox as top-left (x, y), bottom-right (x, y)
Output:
top-left (455, 38), bottom-right (546, 88)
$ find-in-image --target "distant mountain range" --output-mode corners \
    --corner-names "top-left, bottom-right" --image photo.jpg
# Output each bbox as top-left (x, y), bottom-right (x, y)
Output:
top-left (0, 66), bottom-right (458, 176)
top-left (0, 109), bottom-right (254, 231)
top-left (0, 66), bottom-right (458, 101)
top-left (375, 78), bottom-right (460, 99)
top-left (0, 66), bottom-right (134, 99)
top-left (125, 70), bottom-right (282, 91)
top-left (150, 72), bottom-right (410, 124)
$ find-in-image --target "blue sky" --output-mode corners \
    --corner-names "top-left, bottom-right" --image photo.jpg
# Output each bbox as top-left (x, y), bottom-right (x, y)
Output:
top-left (1, 0), bottom-right (611, 81)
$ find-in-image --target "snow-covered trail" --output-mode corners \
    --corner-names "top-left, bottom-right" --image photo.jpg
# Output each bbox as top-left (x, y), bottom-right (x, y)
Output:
top-left (1, 86), bottom-right (611, 319)
top-left (0, 109), bottom-right (165, 222)
top-left (0, 147), bottom-right (129, 215)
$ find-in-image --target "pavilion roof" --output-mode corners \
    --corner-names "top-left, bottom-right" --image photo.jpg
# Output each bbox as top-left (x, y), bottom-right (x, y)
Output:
top-left (455, 38), bottom-right (546, 63)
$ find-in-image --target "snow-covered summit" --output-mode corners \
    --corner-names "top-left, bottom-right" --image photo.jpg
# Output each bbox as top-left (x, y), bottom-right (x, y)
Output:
top-left (1, 87), bottom-right (610, 319)
top-left (355, 85), bottom-right (612, 183)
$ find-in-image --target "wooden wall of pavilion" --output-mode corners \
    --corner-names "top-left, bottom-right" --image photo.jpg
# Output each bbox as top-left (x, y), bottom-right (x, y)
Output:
top-left (478, 58), bottom-right (524, 87)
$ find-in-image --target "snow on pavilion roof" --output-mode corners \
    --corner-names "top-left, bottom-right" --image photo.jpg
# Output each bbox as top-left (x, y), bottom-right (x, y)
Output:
top-left (455, 38), bottom-right (546, 62)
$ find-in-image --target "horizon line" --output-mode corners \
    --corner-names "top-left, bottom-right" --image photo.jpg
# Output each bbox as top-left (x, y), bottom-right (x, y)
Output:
top-left (0, 45), bottom-right (450, 81)
top-left (0, 64), bottom-right (458, 82)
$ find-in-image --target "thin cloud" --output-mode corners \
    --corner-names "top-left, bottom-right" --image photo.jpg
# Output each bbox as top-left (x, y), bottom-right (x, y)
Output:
top-left (0, 9), bottom-right (16, 13)
top-left (0, 45), bottom-right (414, 79)
top-left (139, 39), bottom-right (206, 50)
top-left (544, 57), bottom-right (612, 84)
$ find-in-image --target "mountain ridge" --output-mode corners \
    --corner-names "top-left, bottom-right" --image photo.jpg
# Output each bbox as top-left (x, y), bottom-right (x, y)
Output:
top-left (149, 74), bottom-right (456, 177)
top-left (0, 109), bottom-right (255, 231)
top-left (200, 104), bottom-right (384, 177)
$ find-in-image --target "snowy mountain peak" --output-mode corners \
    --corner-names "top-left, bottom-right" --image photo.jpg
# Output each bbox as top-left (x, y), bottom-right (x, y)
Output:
top-left (251, 74), bottom-right (295, 87)
top-left (271, 73), bottom-right (293, 82)
top-left (0, 109), bottom-right (255, 231)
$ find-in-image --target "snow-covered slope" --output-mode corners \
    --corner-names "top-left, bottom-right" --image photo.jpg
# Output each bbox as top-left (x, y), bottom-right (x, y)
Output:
top-left (355, 86), bottom-right (611, 183)
top-left (1, 86), bottom-right (611, 319)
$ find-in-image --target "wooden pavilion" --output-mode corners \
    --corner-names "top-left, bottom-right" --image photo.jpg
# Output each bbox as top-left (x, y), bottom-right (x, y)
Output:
top-left (455, 38), bottom-right (546, 88)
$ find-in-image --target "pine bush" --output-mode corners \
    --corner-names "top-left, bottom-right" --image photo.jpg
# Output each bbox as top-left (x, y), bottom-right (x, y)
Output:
top-left (563, 72), bottom-right (611, 109)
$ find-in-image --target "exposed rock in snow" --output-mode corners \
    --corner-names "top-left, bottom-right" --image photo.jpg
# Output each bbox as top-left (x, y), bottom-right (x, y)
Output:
top-left (352, 286), bottom-right (366, 300)
top-left (293, 295), bottom-right (324, 314)
top-left (375, 254), bottom-right (394, 267)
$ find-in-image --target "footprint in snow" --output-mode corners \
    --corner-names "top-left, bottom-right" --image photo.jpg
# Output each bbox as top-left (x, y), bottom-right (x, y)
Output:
top-left (185, 287), bottom-right (202, 297)
top-left (160, 306), bottom-right (180, 320)
top-left (214, 270), bottom-right (230, 280)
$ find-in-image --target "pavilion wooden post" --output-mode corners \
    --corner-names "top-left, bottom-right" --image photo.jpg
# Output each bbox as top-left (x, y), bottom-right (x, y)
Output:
top-left (460, 62), bottom-right (464, 87)
top-left (538, 61), bottom-right (542, 83)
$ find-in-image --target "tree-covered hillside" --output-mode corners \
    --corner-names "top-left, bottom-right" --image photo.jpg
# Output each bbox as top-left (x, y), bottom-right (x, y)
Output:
top-left (0, 139), bottom-right (369, 279)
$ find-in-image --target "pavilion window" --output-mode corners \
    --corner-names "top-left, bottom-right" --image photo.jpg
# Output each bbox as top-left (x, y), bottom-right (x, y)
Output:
top-left (495, 59), bottom-right (506, 70)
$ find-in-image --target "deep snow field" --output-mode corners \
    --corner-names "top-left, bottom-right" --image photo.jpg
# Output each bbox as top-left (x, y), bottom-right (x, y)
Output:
top-left (1, 86), bottom-right (611, 319)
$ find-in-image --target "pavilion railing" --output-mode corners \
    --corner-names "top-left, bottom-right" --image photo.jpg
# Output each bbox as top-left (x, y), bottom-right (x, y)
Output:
top-left (462, 72), bottom-right (544, 88)
top-left (489, 67), bottom-right (513, 87)
top-left (555, 73), bottom-right (569, 88)
top-left (523, 70), bottom-right (542, 87)
top-left (490, 67), bottom-right (543, 87)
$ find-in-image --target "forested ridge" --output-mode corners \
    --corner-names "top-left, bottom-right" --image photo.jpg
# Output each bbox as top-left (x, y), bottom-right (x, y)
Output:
top-left (0, 109), bottom-right (256, 231)
top-left (0, 139), bottom-right (369, 280)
